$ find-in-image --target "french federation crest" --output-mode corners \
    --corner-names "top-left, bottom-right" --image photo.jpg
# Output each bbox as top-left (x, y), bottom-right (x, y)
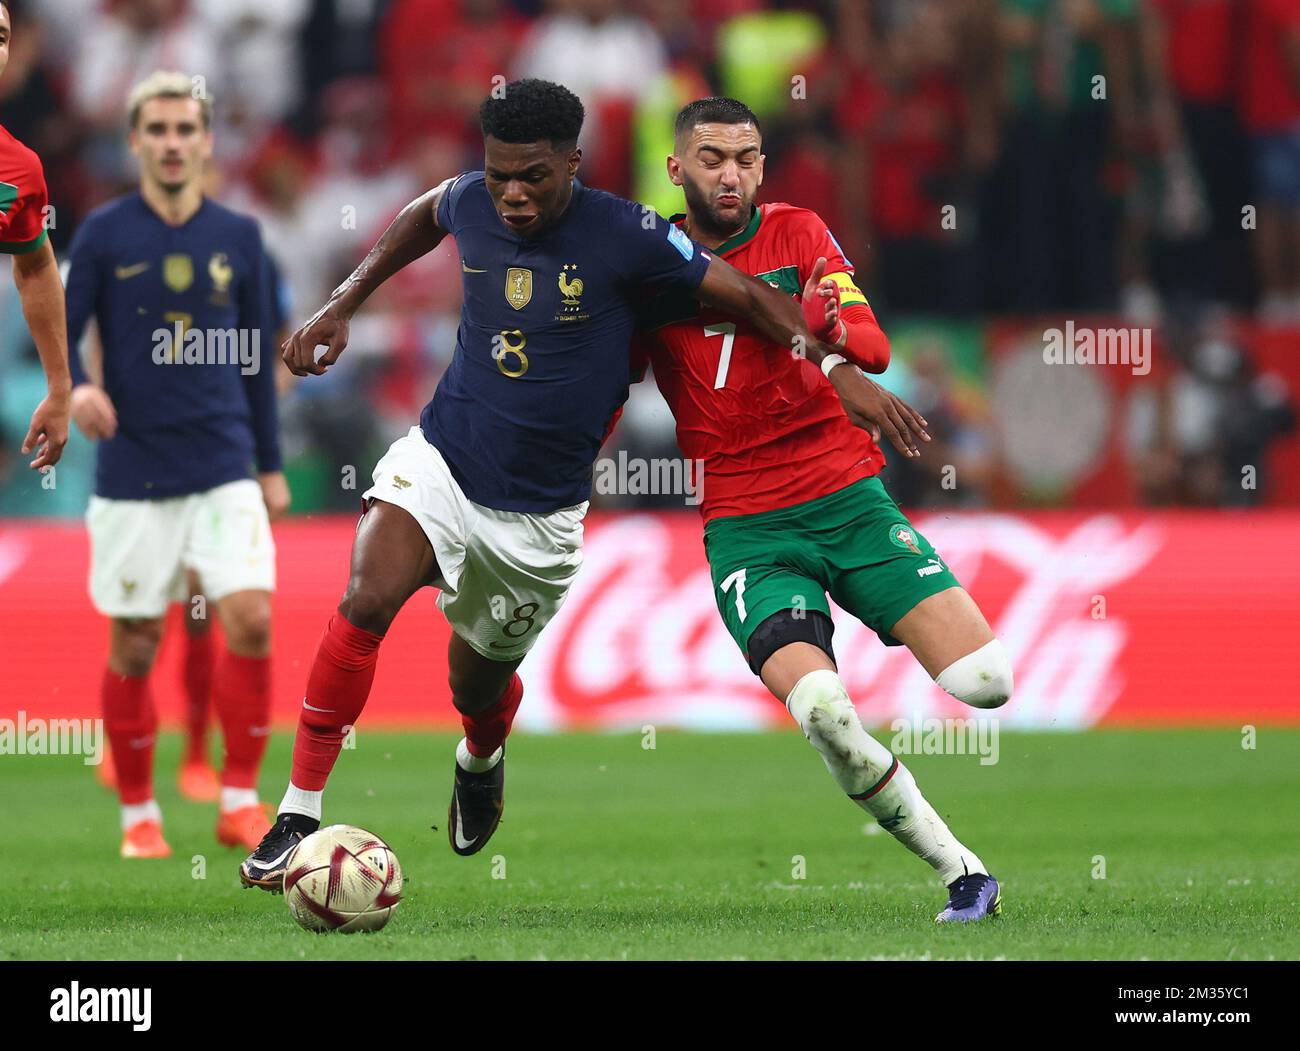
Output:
top-left (163, 253), bottom-right (194, 293)
top-left (889, 523), bottom-right (922, 554)
top-left (505, 267), bottom-right (533, 310)
top-left (209, 252), bottom-right (234, 294)
top-left (555, 263), bottom-right (589, 321)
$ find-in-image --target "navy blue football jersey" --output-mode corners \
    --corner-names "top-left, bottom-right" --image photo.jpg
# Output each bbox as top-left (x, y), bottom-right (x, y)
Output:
top-left (65, 193), bottom-right (281, 500)
top-left (422, 173), bottom-right (711, 512)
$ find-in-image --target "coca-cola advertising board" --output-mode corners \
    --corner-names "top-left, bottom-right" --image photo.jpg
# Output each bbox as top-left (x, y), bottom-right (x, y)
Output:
top-left (2, 511), bottom-right (1296, 729)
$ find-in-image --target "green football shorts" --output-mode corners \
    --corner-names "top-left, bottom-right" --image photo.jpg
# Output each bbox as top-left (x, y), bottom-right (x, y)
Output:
top-left (702, 475), bottom-right (962, 667)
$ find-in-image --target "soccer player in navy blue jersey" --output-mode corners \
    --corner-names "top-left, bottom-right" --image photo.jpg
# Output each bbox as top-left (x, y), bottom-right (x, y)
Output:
top-left (64, 72), bottom-right (288, 859)
top-left (241, 79), bottom-right (929, 889)
top-left (91, 251), bottom-right (293, 808)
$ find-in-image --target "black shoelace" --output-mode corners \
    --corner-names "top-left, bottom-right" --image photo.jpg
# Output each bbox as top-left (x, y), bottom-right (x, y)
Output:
top-left (257, 815), bottom-right (311, 855)
top-left (947, 874), bottom-right (988, 911)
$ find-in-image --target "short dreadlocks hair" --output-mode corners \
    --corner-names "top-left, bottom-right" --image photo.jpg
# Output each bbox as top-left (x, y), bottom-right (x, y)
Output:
top-left (674, 97), bottom-right (762, 142)
top-left (479, 79), bottom-right (585, 152)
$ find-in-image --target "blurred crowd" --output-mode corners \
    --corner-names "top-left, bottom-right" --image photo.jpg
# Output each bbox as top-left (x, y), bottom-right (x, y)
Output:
top-left (1, 0), bottom-right (1298, 512)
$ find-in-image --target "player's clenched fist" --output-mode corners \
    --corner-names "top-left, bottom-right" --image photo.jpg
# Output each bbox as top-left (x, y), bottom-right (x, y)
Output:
top-left (282, 305), bottom-right (350, 377)
top-left (70, 384), bottom-right (118, 442)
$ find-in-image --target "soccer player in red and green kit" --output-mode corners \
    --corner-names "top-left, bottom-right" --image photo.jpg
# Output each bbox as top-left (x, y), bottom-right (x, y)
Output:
top-left (0, 2), bottom-right (69, 471)
top-left (634, 98), bottom-right (1013, 922)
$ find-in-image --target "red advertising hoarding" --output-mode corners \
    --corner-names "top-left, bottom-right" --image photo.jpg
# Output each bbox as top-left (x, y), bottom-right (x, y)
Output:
top-left (2, 511), bottom-right (1296, 730)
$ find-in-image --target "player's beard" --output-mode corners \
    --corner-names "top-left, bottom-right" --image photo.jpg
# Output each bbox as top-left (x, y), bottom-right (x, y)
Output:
top-left (152, 156), bottom-right (192, 195)
top-left (680, 173), bottom-right (752, 243)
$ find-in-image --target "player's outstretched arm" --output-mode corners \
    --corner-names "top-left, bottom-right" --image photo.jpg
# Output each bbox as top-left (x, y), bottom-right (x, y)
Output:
top-left (695, 253), bottom-right (930, 457)
top-left (11, 240), bottom-right (71, 469)
top-left (282, 181), bottom-right (453, 376)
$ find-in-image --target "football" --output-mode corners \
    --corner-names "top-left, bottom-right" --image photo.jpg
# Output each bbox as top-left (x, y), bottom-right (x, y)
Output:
top-left (283, 825), bottom-right (403, 934)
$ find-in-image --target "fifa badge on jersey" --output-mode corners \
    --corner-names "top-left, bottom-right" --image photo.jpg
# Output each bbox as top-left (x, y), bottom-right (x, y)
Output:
top-left (889, 523), bottom-right (923, 554)
top-left (505, 267), bottom-right (533, 310)
top-left (555, 264), bottom-right (589, 322)
top-left (667, 225), bottom-right (694, 261)
top-left (209, 252), bottom-right (234, 302)
top-left (163, 254), bottom-right (194, 293)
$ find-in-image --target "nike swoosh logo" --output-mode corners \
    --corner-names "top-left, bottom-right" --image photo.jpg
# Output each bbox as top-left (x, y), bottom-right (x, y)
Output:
top-left (129, 735), bottom-right (155, 749)
top-left (302, 699), bottom-right (334, 713)
top-left (249, 725), bottom-right (272, 737)
top-left (461, 260), bottom-right (487, 273)
top-left (453, 797), bottom-right (478, 850)
top-left (115, 262), bottom-right (150, 280)
top-left (247, 844), bottom-right (296, 872)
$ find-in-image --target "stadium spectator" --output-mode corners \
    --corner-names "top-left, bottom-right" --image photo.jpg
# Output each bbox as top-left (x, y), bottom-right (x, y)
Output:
top-left (515, 0), bottom-right (668, 193)
top-left (1240, 0), bottom-right (1300, 325)
top-left (70, 0), bottom-right (220, 185)
top-left (1129, 315), bottom-right (1296, 506)
top-left (984, 0), bottom-right (1139, 313)
top-left (877, 343), bottom-right (995, 509)
top-left (1131, 0), bottom-right (1252, 315)
top-left (291, 0), bottom-right (390, 137)
top-left (3, 0), bottom-right (1300, 514)
top-left (382, 0), bottom-right (529, 159)
top-left (838, 0), bottom-right (967, 314)
top-left (193, 0), bottom-right (310, 125)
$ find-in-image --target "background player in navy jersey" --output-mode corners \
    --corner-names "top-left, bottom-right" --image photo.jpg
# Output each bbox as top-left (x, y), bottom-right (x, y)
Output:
top-left (0, 2), bottom-right (69, 472)
top-left (241, 78), bottom-right (930, 889)
top-left (65, 72), bottom-right (288, 859)
top-left (93, 249), bottom-right (292, 805)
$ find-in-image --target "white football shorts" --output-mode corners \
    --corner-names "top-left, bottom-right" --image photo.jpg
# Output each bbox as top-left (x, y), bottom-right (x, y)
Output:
top-left (362, 426), bottom-right (586, 661)
top-left (86, 478), bottom-right (276, 619)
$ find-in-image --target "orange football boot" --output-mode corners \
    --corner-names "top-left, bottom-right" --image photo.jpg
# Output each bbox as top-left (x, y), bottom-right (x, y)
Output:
top-left (120, 819), bottom-right (172, 859)
top-left (217, 802), bottom-right (273, 850)
top-left (178, 758), bottom-right (221, 802)
top-left (95, 747), bottom-right (117, 791)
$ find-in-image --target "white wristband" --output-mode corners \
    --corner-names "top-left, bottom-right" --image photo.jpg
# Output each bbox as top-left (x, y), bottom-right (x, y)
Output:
top-left (820, 353), bottom-right (849, 378)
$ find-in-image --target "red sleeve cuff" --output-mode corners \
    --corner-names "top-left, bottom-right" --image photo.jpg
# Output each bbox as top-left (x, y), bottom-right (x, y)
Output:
top-left (835, 302), bottom-right (890, 373)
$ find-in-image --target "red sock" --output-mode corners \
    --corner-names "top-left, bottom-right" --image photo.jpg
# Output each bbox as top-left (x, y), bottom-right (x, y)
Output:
top-left (182, 627), bottom-right (215, 762)
top-left (102, 668), bottom-right (157, 806)
top-left (463, 674), bottom-right (524, 757)
top-left (290, 612), bottom-right (384, 791)
top-left (212, 650), bottom-right (272, 790)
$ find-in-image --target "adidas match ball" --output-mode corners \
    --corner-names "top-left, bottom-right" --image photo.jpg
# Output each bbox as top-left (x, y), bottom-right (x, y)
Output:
top-left (284, 824), bottom-right (403, 933)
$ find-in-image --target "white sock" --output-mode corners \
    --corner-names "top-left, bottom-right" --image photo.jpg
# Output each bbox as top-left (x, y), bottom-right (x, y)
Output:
top-left (456, 737), bottom-right (502, 773)
top-left (121, 799), bottom-right (162, 830)
top-left (785, 669), bottom-right (986, 885)
top-left (220, 787), bottom-right (259, 814)
top-left (279, 782), bottom-right (323, 821)
top-left (872, 764), bottom-right (986, 885)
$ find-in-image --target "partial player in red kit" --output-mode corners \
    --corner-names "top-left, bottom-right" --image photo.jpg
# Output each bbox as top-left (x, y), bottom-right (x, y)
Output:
top-left (95, 574), bottom-right (223, 803)
top-left (0, 2), bottom-right (69, 470)
top-left (636, 203), bottom-right (889, 522)
top-left (633, 98), bottom-right (1013, 922)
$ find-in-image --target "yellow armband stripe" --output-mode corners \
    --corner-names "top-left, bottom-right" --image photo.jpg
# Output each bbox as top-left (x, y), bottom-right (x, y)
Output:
top-left (827, 270), bottom-right (868, 308)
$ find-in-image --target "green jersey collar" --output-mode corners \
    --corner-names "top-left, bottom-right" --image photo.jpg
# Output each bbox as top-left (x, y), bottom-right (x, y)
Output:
top-left (671, 205), bottom-right (762, 256)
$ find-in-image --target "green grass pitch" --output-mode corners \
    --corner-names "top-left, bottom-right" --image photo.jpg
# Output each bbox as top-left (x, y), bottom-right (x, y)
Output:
top-left (1, 729), bottom-right (1297, 960)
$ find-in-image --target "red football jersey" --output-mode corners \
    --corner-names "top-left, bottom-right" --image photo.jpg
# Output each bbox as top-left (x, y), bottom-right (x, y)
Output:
top-left (0, 123), bottom-right (50, 255)
top-left (635, 202), bottom-right (885, 522)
